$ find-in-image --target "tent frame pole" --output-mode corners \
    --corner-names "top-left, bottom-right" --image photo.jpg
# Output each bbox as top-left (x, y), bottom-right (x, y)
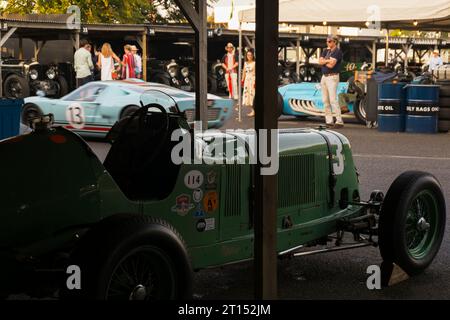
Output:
top-left (238, 21), bottom-right (243, 122)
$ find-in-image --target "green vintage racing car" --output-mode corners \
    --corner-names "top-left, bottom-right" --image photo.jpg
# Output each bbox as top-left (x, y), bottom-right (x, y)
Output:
top-left (0, 97), bottom-right (446, 299)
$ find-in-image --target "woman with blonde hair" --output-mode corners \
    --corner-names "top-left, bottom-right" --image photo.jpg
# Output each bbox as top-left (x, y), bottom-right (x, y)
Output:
top-left (97, 43), bottom-right (121, 81)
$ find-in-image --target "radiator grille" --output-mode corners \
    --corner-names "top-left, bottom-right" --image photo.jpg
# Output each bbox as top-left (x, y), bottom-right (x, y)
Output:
top-left (184, 108), bottom-right (221, 122)
top-left (278, 154), bottom-right (316, 208)
top-left (224, 165), bottom-right (241, 217)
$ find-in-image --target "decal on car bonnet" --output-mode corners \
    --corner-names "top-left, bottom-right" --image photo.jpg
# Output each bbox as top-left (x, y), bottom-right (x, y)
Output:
top-left (192, 189), bottom-right (203, 203)
top-left (194, 204), bottom-right (206, 218)
top-left (196, 218), bottom-right (215, 232)
top-left (205, 170), bottom-right (217, 190)
top-left (66, 103), bottom-right (86, 130)
top-left (171, 194), bottom-right (195, 216)
top-left (319, 132), bottom-right (345, 175)
top-left (203, 191), bottom-right (219, 213)
top-left (184, 170), bottom-right (204, 189)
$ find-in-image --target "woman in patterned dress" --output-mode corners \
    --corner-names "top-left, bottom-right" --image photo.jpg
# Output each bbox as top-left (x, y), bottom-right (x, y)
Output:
top-left (242, 49), bottom-right (256, 117)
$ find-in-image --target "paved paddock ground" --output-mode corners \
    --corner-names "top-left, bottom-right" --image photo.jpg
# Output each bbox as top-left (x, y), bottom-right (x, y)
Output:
top-left (86, 110), bottom-right (450, 299)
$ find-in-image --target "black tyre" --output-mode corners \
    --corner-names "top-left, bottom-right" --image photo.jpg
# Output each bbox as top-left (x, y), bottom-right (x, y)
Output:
top-left (56, 76), bottom-right (69, 98)
top-left (354, 97), bottom-right (368, 124)
top-left (438, 120), bottom-right (450, 133)
top-left (152, 74), bottom-right (171, 86)
top-left (4, 74), bottom-right (30, 99)
top-left (439, 97), bottom-right (450, 108)
top-left (120, 105), bottom-right (140, 119)
top-left (188, 76), bottom-right (195, 92)
top-left (21, 103), bottom-right (43, 125)
top-left (208, 75), bottom-right (217, 94)
top-left (439, 107), bottom-right (450, 120)
top-left (439, 84), bottom-right (450, 97)
top-left (62, 214), bottom-right (192, 300)
top-left (277, 92), bottom-right (284, 118)
top-left (379, 171), bottom-right (446, 276)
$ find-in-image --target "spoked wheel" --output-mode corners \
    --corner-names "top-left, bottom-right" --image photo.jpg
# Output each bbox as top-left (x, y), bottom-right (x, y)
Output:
top-left (107, 246), bottom-right (177, 300)
top-left (60, 215), bottom-right (193, 300)
top-left (404, 191), bottom-right (439, 261)
top-left (379, 171), bottom-right (446, 276)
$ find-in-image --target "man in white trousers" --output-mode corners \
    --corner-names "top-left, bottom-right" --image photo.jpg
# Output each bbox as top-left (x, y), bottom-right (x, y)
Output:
top-left (319, 35), bottom-right (344, 128)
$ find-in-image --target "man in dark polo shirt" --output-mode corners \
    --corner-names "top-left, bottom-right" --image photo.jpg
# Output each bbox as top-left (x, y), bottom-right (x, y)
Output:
top-left (319, 35), bottom-right (344, 128)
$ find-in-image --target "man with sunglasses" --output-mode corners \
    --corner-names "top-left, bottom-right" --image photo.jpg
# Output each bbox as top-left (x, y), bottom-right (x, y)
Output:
top-left (319, 35), bottom-right (344, 128)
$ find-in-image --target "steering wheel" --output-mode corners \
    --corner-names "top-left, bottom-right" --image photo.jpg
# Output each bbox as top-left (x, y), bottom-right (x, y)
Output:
top-left (109, 103), bottom-right (171, 175)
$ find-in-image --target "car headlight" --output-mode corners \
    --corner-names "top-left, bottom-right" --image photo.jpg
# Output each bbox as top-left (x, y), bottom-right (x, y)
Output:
top-left (310, 68), bottom-right (316, 75)
top-left (181, 67), bottom-right (189, 78)
top-left (218, 68), bottom-right (224, 76)
top-left (299, 68), bottom-right (306, 75)
top-left (46, 69), bottom-right (56, 80)
top-left (168, 67), bottom-right (178, 78)
top-left (30, 69), bottom-right (39, 80)
top-left (284, 71), bottom-right (290, 77)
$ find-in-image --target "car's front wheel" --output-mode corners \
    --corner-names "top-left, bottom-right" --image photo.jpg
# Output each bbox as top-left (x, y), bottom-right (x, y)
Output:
top-left (21, 103), bottom-right (43, 126)
top-left (4, 74), bottom-right (30, 99)
top-left (379, 171), bottom-right (446, 276)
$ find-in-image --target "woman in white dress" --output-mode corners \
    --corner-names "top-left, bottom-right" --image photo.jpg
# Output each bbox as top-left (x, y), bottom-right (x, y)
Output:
top-left (97, 43), bottom-right (121, 81)
top-left (242, 49), bottom-right (256, 117)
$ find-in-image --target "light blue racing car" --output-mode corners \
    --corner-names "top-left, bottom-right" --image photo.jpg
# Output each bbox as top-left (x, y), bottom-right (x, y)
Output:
top-left (22, 80), bottom-right (233, 137)
top-left (278, 82), bottom-right (367, 124)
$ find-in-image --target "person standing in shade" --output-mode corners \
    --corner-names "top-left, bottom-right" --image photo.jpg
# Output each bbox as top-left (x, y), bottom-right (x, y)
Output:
top-left (429, 49), bottom-right (443, 72)
top-left (131, 45), bottom-right (143, 79)
top-left (122, 45), bottom-right (136, 80)
top-left (97, 43), bottom-right (121, 81)
top-left (319, 35), bottom-right (344, 128)
top-left (74, 39), bottom-right (94, 88)
top-left (242, 49), bottom-right (256, 117)
top-left (221, 43), bottom-right (239, 100)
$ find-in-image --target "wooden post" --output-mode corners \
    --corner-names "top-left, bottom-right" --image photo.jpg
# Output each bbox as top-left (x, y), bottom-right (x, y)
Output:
top-left (175, 0), bottom-right (208, 130)
top-left (372, 40), bottom-right (377, 68)
top-left (142, 32), bottom-right (148, 81)
top-left (254, 0), bottom-right (278, 300)
top-left (296, 38), bottom-right (300, 80)
top-left (19, 37), bottom-right (23, 60)
top-left (385, 29), bottom-right (390, 67)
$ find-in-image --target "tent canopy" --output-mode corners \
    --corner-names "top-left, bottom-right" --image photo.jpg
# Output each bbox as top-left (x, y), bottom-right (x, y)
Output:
top-left (239, 0), bottom-right (450, 31)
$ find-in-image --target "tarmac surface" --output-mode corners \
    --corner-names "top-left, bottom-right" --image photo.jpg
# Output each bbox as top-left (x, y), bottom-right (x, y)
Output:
top-left (85, 107), bottom-right (450, 300)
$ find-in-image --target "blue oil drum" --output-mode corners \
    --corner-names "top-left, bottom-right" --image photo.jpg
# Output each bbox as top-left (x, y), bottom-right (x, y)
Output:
top-left (377, 83), bottom-right (406, 132)
top-left (0, 99), bottom-right (23, 140)
top-left (405, 85), bottom-right (440, 134)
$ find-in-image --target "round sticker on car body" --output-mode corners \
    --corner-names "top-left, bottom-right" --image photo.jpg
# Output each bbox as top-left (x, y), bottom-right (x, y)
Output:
top-left (184, 170), bottom-right (204, 189)
top-left (66, 103), bottom-right (85, 129)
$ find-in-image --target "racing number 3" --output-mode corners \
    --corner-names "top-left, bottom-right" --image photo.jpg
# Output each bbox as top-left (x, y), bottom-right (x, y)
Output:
top-left (326, 134), bottom-right (345, 175)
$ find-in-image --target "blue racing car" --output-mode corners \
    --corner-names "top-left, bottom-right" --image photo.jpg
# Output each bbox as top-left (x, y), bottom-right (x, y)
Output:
top-left (278, 81), bottom-right (367, 124)
top-left (22, 80), bottom-right (233, 137)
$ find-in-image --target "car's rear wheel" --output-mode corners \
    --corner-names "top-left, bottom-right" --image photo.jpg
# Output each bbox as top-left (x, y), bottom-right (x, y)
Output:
top-left (4, 74), bottom-right (30, 99)
top-left (21, 103), bottom-right (43, 125)
top-left (61, 215), bottom-right (192, 300)
top-left (354, 97), bottom-right (367, 124)
top-left (379, 171), bottom-right (446, 276)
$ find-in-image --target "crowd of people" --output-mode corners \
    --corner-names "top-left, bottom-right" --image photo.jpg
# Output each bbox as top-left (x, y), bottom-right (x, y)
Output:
top-left (74, 39), bottom-right (143, 88)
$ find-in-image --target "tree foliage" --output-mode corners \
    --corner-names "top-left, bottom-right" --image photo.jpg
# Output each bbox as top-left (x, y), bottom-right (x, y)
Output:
top-left (2, 0), bottom-right (216, 24)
